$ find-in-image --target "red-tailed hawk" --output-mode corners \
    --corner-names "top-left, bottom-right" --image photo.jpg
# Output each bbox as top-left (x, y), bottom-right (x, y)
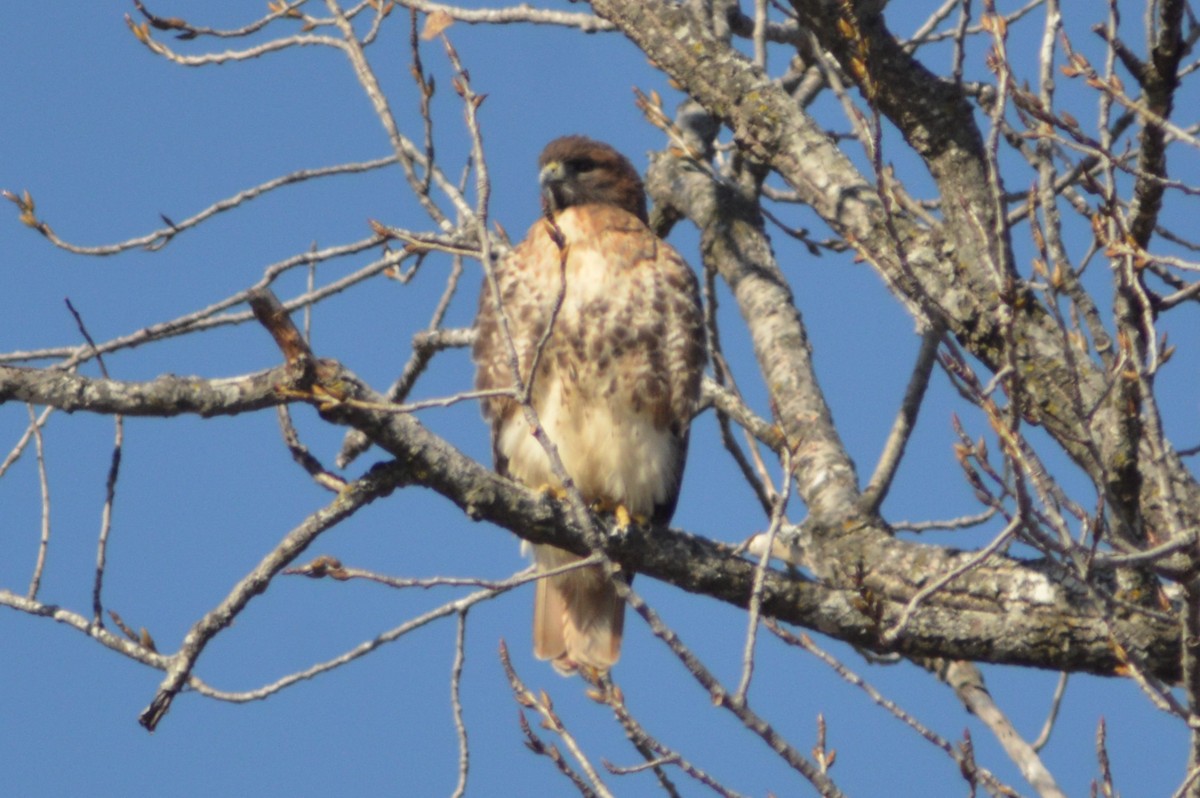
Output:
top-left (473, 135), bottom-right (706, 674)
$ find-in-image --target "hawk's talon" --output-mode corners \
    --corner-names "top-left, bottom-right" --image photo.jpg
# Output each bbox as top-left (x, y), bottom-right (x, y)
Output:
top-left (587, 500), bottom-right (645, 530)
top-left (536, 483), bottom-right (571, 502)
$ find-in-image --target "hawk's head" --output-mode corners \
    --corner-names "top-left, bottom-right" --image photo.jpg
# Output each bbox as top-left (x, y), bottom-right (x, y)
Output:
top-left (538, 135), bottom-right (648, 224)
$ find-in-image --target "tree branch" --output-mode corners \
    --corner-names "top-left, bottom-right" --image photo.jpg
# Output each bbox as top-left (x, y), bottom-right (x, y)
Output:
top-left (0, 358), bottom-right (1183, 683)
top-left (0, 365), bottom-right (290, 417)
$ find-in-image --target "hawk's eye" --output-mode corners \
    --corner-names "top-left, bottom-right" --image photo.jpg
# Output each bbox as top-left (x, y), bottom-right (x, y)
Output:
top-left (571, 158), bottom-right (597, 174)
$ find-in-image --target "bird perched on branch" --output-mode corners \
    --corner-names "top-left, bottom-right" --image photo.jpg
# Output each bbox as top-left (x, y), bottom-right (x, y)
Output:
top-left (473, 135), bottom-right (706, 674)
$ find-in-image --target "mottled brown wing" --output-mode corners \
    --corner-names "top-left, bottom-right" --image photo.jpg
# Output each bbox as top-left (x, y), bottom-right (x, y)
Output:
top-left (647, 231), bottom-right (706, 523)
top-left (472, 232), bottom-right (550, 479)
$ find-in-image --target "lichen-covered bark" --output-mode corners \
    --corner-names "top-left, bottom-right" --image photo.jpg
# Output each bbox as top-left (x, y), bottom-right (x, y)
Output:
top-left (0, 364), bottom-right (289, 417)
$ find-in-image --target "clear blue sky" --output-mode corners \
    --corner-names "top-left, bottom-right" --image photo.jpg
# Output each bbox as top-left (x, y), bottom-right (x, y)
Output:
top-left (1, 3), bottom-right (1193, 796)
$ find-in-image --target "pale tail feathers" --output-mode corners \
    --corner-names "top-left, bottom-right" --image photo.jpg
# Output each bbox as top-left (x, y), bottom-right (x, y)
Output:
top-left (532, 568), bottom-right (568, 664)
top-left (532, 545), bottom-right (625, 675)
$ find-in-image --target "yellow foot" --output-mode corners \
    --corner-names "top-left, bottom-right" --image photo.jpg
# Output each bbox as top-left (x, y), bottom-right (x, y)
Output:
top-left (603, 502), bottom-right (647, 528)
top-left (536, 483), bottom-right (570, 501)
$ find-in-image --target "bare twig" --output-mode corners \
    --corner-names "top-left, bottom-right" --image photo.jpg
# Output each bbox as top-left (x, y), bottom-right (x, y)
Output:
top-left (449, 610), bottom-right (470, 798)
top-left (1095, 718), bottom-right (1116, 796)
top-left (882, 516), bottom-right (1021, 645)
top-left (1031, 672), bottom-right (1069, 751)
top-left (890, 508), bottom-right (997, 533)
top-left (24, 402), bottom-right (51, 601)
top-left (499, 642), bottom-right (615, 798)
top-left (324, 0), bottom-right (472, 230)
top-left (625, 587), bottom-right (846, 798)
top-left (285, 555), bottom-right (600, 591)
top-left (3, 156), bottom-right (396, 255)
top-left (132, 0), bottom-right (313, 39)
top-left (188, 570), bottom-right (542, 704)
top-left (0, 405), bottom-right (53, 478)
top-left (0, 589), bottom-right (170, 670)
top-left (125, 14), bottom-right (343, 65)
top-left (65, 298), bottom-right (124, 626)
top-left (935, 660), bottom-right (1067, 798)
top-left (395, 0), bottom-right (614, 32)
top-left (337, 323), bottom-right (474, 468)
top-left (138, 460), bottom-right (411, 731)
top-left (860, 325), bottom-right (942, 514)
top-left (277, 405), bottom-right (348, 493)
top-left (768, 621), bottom-right (1017, 796)
top-left (1173, 766), bottom-right (1200, 798)
top-left (594, 673), bottom-right (746, 798)
top-left (0, 238), bottom-right (401, 368)
top-left (734, 445), bottom-right (794, 704)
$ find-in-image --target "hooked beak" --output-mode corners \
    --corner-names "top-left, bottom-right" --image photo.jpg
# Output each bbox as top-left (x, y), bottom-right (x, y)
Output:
top-left (539, 160), bottom-right (568, 213)
top-left (539, 160), bottom-right (567, 189)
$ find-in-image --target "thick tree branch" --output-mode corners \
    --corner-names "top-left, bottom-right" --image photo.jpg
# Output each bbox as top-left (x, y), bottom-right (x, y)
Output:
top-left (0, 311), bottom-right (1183, 685)
top-left (586, 0), bottom-right (1200, 574)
